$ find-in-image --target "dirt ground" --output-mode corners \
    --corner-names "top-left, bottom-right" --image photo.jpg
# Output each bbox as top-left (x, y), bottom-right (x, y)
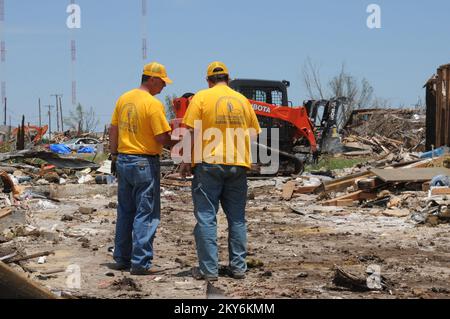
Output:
top-left (2, 179), bottom-right (450, 299)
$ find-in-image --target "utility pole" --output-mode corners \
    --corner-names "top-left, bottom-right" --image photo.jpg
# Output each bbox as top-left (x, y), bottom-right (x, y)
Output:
top-left (51, 94), bottom-right (62, 132)
top-left (6, 114), bottom-right (10, 141)
top-left (3, 96), bottom-right (6, 126)
top-left (38, 98), bottom-right (42, 127)
top-left (59, 96), bottom-right (64, 132)
top-left (44, 104), bottom-right (54, 140)
top-left (16, 115), bottom-right (25, 150)
top-left (0, 0), bottom-right (7, 117)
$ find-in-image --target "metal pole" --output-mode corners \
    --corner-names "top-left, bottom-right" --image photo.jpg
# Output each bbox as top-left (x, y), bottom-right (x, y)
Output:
top-left (51, 94), bottom-right (62, 132)
top-left (48, 108), bottom-right (51, 139)
top-left (44, 105), bottom-right (54, 140)
top-left (3, 97), bottom-right (6, 126)
top-left (59, 96), bottom-right (64, 132)
top-left (38, 98), bottom-right (42, 127)
top-left (56, 98), bottom-right (60, 132)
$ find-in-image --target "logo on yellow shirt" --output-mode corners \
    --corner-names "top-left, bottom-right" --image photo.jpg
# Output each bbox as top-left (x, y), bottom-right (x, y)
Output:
top-left (215, 96), bottom-right (245, 125)
top-left (118, 103), bottom-right (139, 134)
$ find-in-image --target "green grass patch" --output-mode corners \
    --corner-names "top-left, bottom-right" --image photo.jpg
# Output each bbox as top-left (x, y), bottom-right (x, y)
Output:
top-left (74, 153), bottom-right (110, 163)
top-left (305, 156), bottom-right (371, 172)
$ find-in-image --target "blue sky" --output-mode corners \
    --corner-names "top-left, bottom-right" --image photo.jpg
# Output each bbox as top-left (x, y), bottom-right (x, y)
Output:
top-left (0, 0), bottom-right (449, 129)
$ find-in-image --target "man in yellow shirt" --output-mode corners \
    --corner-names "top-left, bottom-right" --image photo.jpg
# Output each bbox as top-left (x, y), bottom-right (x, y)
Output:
top-left (109, 62), bottom-right (174, 275)
top-left (181, 62), bottom-right (261, 281)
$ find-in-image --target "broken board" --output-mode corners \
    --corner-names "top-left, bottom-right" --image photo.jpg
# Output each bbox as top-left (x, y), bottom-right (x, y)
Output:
top-left (371, 168), bottom-right (450, 183)
top-left (282, 181), bottom-right (296, 200)
top-left (0, 261), bottom-right (59, 299)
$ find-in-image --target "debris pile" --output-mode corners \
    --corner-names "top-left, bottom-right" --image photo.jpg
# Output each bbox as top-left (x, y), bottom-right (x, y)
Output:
top-left (282, 148), bottom-right (450, 229)
top-left (342, 108), bottom-right (426, 155)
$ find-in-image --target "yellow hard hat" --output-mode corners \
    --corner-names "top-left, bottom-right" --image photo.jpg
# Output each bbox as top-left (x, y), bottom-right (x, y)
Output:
top-left (207, 61), bottom-right (229, 77)
top-left (143, 62), bottom-right (173, 84)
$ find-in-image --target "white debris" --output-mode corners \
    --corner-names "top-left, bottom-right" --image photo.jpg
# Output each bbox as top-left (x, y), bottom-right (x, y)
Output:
top-left (78, 174), bottom-right (95, 184)
top-left (97, 160), bottom-right (112, 174)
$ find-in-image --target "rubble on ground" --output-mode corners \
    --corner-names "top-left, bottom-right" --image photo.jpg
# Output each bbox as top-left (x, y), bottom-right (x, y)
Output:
top-left (342, 108), bottom-right (426, 155)
top-left (1, 123), bottom-right (450, 299)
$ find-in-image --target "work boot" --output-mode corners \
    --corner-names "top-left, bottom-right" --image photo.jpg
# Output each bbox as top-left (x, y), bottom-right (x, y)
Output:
top-left (228, 268), bottom-right (246, 280)
top-left (130, 266), bottom-right (165, 276)
top-left (191, 267), bottom-right (218, 282)
top-left (229, 271), bottom-right (246, 280)
top-left (105, 263), bottom-right (130, 271)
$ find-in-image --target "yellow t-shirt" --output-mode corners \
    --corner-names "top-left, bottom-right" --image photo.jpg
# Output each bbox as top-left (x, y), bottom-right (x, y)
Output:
top-left (182, 84), bottom-right (262, 169)
top-left (111, 89), bottom-right (171, 155)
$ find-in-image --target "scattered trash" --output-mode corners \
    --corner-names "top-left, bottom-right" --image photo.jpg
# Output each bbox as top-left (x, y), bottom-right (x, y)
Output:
top-left (95, 175), bottom-right (116, 184)
top-left (78, 174), bottom-right (95, 184)
top-left (430, 175), bottom-right (450, 187)
top-left (77, 207), bottom-right (96, 215)
top-left (110, 277), bottom-right (141, 292)
top-left (30, 200), bottom-right (58, 210)
top-left (247, 258), bottom-right (264, 269)
top-left (61, 214), bottom-right (73, 222)
top-left (106, 202), bottom-right (118, 209)
top-left (332, 265), bottom-right (392, 292)
top-left (78, 147), bottom-right (95, 154)
top-left (97, 160), bottom-right (112, 174)
top-left (382, 208), bottom-right (410, 218)
top-left (50, 144), bottom-right (72, 155)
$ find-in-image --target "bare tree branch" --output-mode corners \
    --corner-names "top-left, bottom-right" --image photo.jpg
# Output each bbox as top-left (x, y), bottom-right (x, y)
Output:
top-left (302, 57), bottom-right (325, 99)
top-left (64, 104), bottom-right (99, 134)
top-left (164, 94), bottom-right (177, 121)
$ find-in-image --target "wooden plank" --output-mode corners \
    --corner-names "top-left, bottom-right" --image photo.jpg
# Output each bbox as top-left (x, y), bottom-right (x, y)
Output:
top-left (357, 178), bottom-right (380, 191)
top-left (0, 261), bottom-right (59, 299)
top-left (430, 187), bottom-right (450, 195)
top-left (323, 171), bottom-right (373, 193)
top-left (6, 251), bottom-right (54, 264)
top-left (321, 159), bottom-right (429, 194)
top-left (358, 192), bottom-right (378, 200)
top-left (344, 150), bottom-right (373, 157)
top-left (0, 208), bottom-right (12, 220)
top-left (294, 185), bottom-right (319, 194)
top-left (282, 181), bottom-right (296, 200)
top-left (371, 168), bottom-right (450, 183)
top-left (322, 190), bottom-right (378, 206)
top-left (336, 199), bottom-right (355, 206)
top-left (322, 191), bottom-right (363, 206)
top-left (372, 137), bottom-right (390, 153)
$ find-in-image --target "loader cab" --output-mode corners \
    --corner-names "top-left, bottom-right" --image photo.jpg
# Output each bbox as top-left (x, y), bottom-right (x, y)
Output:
top-left (229, 79), bottom-right (290, 106)
top-left (229, 79), bottom-right (295, 154)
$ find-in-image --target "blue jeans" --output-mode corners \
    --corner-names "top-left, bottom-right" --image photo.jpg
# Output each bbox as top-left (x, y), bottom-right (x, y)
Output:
top-left (192, 163), bottom-right (248, 277)
top-left (113, 154), bottom-right (161, 270)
